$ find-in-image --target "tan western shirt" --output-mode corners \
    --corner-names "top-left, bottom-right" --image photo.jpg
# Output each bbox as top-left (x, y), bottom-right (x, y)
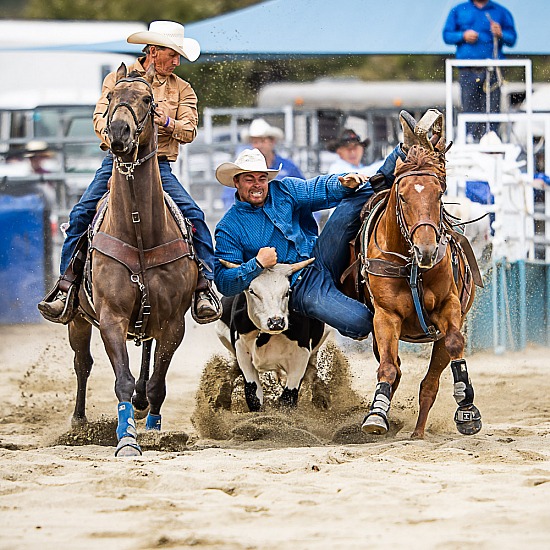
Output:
top-left (93, 58), bottom-right (198, 161)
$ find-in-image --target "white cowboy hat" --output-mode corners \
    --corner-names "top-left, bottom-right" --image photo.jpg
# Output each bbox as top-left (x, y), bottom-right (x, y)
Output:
top-left (241, 118), bottom-right (284, 142)
top-left (127, 21), bottom-right (201, 63)
top-left (24, 140), bottom-right (54, 158)
top-left (216, 148), bottom-right (281, 188)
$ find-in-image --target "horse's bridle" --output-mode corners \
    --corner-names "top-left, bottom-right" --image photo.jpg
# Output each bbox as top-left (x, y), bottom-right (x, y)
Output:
top-left (392, 169), bottom-right (447, 257)
top-left (106, 76), bottom-right (158, 178)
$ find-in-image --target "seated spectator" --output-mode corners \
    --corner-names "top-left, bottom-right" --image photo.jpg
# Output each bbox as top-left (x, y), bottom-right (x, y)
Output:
top-left (24, 140), bottom-right (59, 175)
top-left (320, 129), bottom-right (380, 228)
top-left (327, 129), bottom-right (380, 175)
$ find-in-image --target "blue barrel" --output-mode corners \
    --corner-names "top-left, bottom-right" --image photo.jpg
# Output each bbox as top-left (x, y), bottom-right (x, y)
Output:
top-left (0, 193), bottom-right (45, 323)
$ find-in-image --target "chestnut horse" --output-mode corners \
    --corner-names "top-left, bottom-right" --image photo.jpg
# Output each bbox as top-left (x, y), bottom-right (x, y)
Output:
top-left (68, 63), bottom-right (198, 456)
top-left (359, 109), bottom-right (483, 439)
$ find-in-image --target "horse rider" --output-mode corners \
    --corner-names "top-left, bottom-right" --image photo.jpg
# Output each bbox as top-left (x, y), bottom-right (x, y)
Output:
top-left (214, 145), bottom-right (406, 341)
top-left (38, 20), bottom-right (221, 324)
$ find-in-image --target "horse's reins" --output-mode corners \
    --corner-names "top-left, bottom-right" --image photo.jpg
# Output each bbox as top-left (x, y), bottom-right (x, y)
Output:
top-left (443, 205), bottom-right (491, 229)
top-left (106, 76), bottom-right (158, 344)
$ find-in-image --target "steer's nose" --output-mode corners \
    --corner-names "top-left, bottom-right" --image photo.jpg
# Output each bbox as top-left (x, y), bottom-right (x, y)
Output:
top-left (267, 316), bottom-right (286, 332)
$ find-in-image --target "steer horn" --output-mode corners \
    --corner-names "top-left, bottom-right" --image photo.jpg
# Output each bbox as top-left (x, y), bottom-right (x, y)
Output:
top-left (219, 259), bottom-right (240, 269)
top-left (400, 108), bottom-right (445, 153)
top-left (289, 257), bottom-right (315, 274)
top-left (220, 257), bottom-right (315, 273)
top-left (400, 110), bottom-right (418, 150)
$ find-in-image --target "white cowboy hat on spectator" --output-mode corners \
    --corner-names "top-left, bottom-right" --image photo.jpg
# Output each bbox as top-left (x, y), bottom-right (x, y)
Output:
top-left (241, 118), bottom-right (284, 142)
top-left (24, 140), bottom-right (54, 158)
top-left (216, 148), bottom-right (281, 187)
top-left (127, 21), bottom-right (201, 62)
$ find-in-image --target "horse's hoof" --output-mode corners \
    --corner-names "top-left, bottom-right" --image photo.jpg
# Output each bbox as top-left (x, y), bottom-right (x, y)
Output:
top-left (454, 404), bottom-right (482, 435)
top-left (115, 436), bottom-right (142, 457)
top-left (71, 415), bottom-right (88, 429)
top-left (133, 406), bottom-right (150, 421)
top-left (361, 413), bottom-right (389, 435)
top-left (131, 395), bottom-right (150, 419)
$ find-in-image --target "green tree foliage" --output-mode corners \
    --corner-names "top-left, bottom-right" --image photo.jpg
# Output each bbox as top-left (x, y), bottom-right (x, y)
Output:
top-left (23, 0), bottom-right (259, 23)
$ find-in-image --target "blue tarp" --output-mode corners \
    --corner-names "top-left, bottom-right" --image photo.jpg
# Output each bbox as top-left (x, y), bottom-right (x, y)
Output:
top-left (23, 0), bottom-right (548, 58)
top-left (0, 193), bottom-right (45, 324)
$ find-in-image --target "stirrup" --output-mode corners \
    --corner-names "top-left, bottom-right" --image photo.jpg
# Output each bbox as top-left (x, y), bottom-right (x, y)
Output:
top-left (38, 283), bottom-right (78, 325)
top-left (191, 287), bottom-right (222, 324)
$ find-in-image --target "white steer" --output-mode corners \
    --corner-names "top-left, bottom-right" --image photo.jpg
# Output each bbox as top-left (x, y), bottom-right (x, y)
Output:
top-left (216, 258), bottom-right (328, 411)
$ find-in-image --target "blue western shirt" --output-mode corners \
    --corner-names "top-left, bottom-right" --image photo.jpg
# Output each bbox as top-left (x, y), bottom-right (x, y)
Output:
top-left (214, 173), bottom-right (352, 296)
top-left (443, 0), bottom-right (517, 60)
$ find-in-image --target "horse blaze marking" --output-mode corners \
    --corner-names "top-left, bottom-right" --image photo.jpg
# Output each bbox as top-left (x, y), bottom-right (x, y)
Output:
top-left (414, 184), bottom-right (425, 193)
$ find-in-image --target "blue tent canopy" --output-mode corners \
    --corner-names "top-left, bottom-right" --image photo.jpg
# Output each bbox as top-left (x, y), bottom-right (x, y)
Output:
top-left (9, 0), bottom-right (547, 58)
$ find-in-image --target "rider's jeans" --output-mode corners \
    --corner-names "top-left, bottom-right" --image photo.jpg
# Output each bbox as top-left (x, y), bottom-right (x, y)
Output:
top-left (59, 155), bottom-right (215, 279)
top-left (291, 186), bottom-right (374, 340)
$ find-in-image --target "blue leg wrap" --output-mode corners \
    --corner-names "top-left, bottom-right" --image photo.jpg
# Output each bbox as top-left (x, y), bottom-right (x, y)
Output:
top-left (145, 413), bottom-right (162, 431)
top-left (116, 401), bottom-right (138, 441)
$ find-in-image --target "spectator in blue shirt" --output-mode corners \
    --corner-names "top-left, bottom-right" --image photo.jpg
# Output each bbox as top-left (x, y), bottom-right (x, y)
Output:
top-left (214, 146), bottom-right (404, 340)
top-left (443, 0), bottom-right (517, 141)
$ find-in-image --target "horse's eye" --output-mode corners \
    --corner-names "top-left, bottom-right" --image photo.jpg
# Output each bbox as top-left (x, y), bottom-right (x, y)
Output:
top-left (107, 92), bottom-right (112, 102)
top-left (144, 96), bottom-right (152, 105)
top-left (399, 194), bottom-right (407, 204)
top-left (248, 288), bottom-right (256, 296)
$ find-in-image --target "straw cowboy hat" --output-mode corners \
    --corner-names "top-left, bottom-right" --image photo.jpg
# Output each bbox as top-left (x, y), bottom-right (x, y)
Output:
top-left (327, 129), bottom-right (371, 152)
top-left (24, 140), bottom-right (54, 158)
top-left (241, 118), bottom-right (284, 142)
top-left (216, 148), bottom-right (281, 187)
top-left (127, 21), bottom-right (201, 62)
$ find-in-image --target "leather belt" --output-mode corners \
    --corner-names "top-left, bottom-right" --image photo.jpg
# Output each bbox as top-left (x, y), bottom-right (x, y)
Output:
top-left (157, 155), bottom-right (169, 162)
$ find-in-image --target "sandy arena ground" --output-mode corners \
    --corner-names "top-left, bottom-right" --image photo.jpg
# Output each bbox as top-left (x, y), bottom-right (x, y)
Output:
top-left (0, 319), bottom-right (549, 549)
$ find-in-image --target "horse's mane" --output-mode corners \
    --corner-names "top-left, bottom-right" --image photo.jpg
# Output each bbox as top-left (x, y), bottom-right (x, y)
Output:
top-left (127, 69), bottom-right (142, 79)
top-left (395, 145), bottom-right (445, 178)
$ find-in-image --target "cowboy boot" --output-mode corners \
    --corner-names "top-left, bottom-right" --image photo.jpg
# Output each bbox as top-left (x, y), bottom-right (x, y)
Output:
top-left (192, 272), bottom-right (222, 324)
top-left (38, 290), bottom-right (67, 317)
top-left (369, 172), bottom-right (391, 193)
top-left (37, 277), bottom-right (78, 324)
top-left (37, 231), bottom-right (87, 324)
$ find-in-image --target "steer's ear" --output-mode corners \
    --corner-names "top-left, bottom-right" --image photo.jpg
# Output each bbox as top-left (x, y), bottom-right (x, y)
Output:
top-left (289, 257), bottom-right (315, 274)
top-left (219, 259), bottom-right (240, 269)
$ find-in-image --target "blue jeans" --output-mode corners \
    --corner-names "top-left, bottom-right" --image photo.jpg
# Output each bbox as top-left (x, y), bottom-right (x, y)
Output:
top-left (459, 69), bottom-right (501, 141)
top-left (291, 186), bottom-right (374, 339)
top-left (59, 155), bottom-right (214, 278)
top-left (376, 144), bottom-right (405, 186)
